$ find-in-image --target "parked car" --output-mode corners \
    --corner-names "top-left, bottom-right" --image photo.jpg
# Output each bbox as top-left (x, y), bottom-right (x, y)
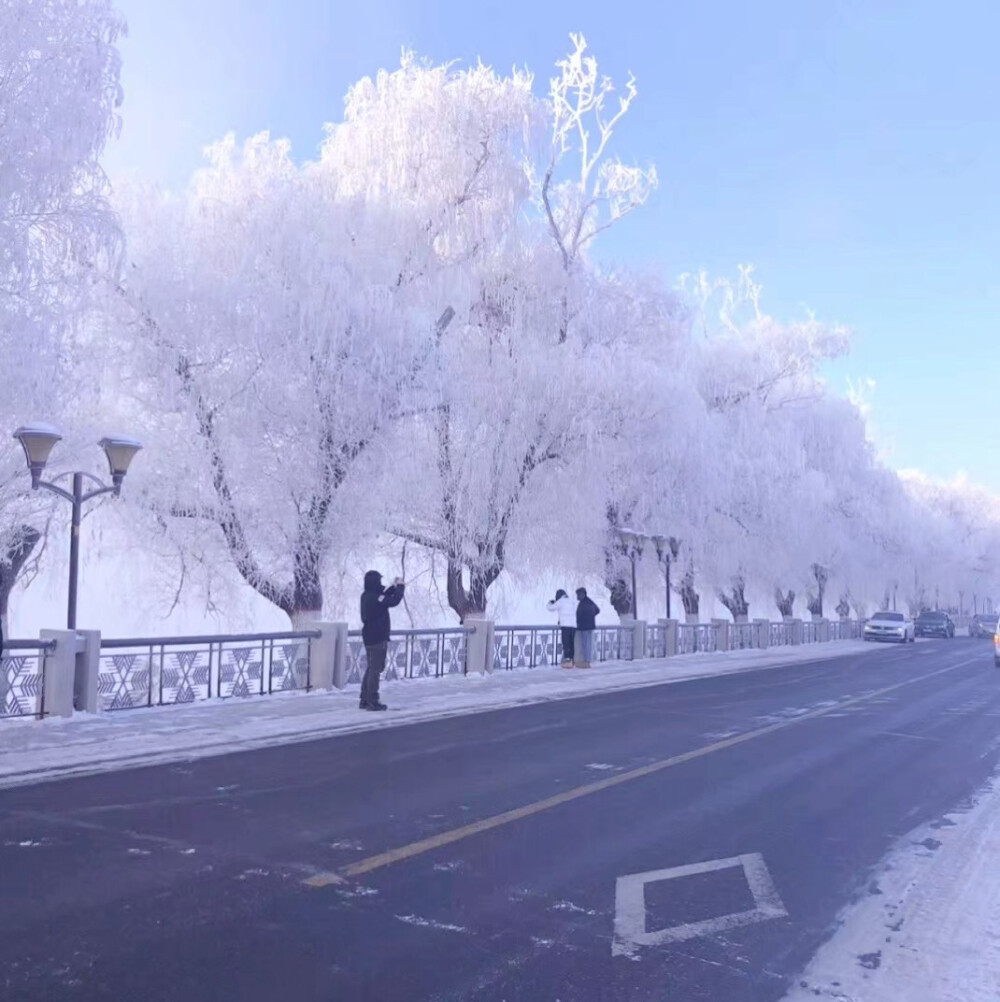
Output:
top-left (969, 613), bottom-right (999, 638)
top-left (863, 611), bottom-right (915, 643)
top-left (914, 610), bottom-right (955, 638)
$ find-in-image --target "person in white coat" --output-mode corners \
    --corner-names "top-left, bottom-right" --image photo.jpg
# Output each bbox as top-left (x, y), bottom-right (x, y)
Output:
top-left (547, 589), bottom-right (577, 668)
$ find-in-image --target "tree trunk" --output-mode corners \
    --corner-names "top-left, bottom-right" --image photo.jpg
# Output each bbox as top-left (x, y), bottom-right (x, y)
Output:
top-left (603, 545), bottom-right (633, 619)
top-left (446, 558), bottom-right (495, 623)
top-left (679, 566), bottom-right (699, 621)
top-left (719, 576), bottom-right (749, 622)
top-left (0, 526), bottom-right (42, 627)
top-left (289, 538), bottom-right (324, 627)
top-left (807, 563), bottom-right (827, 619)
top-left (605, 575), bottom-right (633, 620)
top-left (774, 588), bottom-right (795, 619)
top-left (603, 504), bottom-right (633, 620)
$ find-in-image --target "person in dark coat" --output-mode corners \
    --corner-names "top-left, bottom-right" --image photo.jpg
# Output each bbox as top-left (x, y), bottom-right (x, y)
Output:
top-left (575, 588), bottom-right (600, 668)
top-left (360, 570), bottom-right (405, 711)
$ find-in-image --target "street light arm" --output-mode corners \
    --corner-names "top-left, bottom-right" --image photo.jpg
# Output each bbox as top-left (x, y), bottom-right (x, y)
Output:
top-left (35, 479), bottom-right (76, 505)
top-left (81, 483), bottom-right (119, 505)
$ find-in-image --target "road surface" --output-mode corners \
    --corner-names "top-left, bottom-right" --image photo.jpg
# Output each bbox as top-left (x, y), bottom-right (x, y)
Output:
top-left (1, 638), bottom-right (998, 1001)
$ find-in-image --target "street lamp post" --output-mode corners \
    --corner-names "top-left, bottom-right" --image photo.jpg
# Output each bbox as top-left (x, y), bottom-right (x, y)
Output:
top-left (616, 529), bottom-right (645, 620)
top-left (13, 424), bottom-right (143, 630)
top-left (652, 535), bottom-right (679, 621)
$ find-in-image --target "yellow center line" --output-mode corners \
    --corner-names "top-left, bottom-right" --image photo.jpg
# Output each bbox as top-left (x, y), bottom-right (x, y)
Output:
top-left (303, 658), bottom-right (976, 887)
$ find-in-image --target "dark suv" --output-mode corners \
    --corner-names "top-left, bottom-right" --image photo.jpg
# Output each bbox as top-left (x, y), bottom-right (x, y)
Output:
top-left (914, 610), bottom-right (955, 638)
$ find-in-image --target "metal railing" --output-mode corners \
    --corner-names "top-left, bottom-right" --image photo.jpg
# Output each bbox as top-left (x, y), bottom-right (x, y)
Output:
top-left (770, 621), bottom-right (791, 646)
top-left (0, 639), bottom-right (55, 719)
top-left (802, 621), bottom-right (821, 643)
top-left (97, 631), bottom-right (320, 711)
top-left (677, 623), bottom-right (718, 655)
top-left (647, 623), bottom-right (667, 659)
top-left (728, 621), bottom-right (766, 650)
top-left (346, 628), bottom-right (471, 684)
top-left (492, 624), bottom-right (634, 671)
top-left (841, 619), bottom-right (862, 640)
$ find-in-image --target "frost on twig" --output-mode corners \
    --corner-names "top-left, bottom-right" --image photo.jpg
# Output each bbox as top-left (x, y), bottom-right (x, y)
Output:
top-left (539, 33), bottom-right (657, 279)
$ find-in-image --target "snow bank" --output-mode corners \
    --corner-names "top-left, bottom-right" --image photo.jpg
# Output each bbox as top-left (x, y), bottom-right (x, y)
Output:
top-left (783, 773), bottom-right (1000, 1002)
top-left (0, 641), bottom-right (879, 789)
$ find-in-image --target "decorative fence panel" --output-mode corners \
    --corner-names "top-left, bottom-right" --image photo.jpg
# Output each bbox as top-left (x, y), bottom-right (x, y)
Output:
top-left (0, 640), bottom-right (54, 719)
top-left (491, 625), bottom-right (636, 670)
top-left (841, 619), bottom-right (862, 640)
top-left (802, 621), bottom-right (821, 644)
top-left (346, 629), bottom-right (470, 684)
top-left (727, 622), bottom-right (767, 650)
top-left (493, 626), bottom-right (562, 672)
top-left (770, 621), bottom-right (791, 646)
top-left (677, 624), bottom-right (718, 655)
top-left (97, 631), bottom-right (319, 711)
top-left (593, 626), bottom-right (634, 663)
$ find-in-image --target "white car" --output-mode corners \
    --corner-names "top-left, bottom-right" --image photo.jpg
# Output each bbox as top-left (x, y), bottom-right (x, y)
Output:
top-left (863, 611), bottom-right (915, 643)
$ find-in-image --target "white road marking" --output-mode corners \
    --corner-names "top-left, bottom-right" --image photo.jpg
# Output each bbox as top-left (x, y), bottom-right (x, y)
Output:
top-left (613, 853), bottom-right (788, 957)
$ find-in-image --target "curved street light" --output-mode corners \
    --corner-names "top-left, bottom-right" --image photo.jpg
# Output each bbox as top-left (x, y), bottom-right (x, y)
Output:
top-left (651, 534), bottom-right (680, 621)
top-left (616, 528), bottom-right (646, 620)
top-left (12, 424), bottom-right (143, 630)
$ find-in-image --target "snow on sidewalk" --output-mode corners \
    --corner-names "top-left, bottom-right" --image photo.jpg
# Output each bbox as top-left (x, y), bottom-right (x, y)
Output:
top-left (0, 640), bottom-right (879, 789)
top-left (782, 771), bottom-right (1000, 1002)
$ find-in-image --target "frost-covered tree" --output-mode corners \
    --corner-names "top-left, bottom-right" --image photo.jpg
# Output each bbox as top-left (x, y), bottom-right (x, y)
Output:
top-left (112, 133), bottom-right (453, 625)
top-left (0, 0), bottom-right (124, 627)
top-left (386, 38), bottom-right (659, 621)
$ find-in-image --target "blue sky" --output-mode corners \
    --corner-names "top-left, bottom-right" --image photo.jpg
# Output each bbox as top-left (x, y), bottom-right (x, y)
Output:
top-left (105, 0), bottom-right (1000, 490)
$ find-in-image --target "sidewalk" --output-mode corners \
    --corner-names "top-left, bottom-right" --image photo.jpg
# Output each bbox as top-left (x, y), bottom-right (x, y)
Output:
top-left (0, 641), bottom-right (879, 789)
top-left (783, 769), bottom-right (1000, 1002)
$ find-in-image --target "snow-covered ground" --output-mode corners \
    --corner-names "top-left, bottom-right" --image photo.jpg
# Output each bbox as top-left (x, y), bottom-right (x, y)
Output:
top-left (0, 641), bottom-right (879, 789)
top-left (782, 773), bottom-right (1000, 1002)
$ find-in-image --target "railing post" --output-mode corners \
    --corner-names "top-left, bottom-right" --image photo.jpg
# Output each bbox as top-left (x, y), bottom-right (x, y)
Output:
top-left (631, 620), bottom-right (647, 660)
top-left (74, 629), bottom-right (101, 713)
top-left (790, 618), bottom-right (803, 645)
top-left (754, 619), bottom-right (770, 649)
top-left (464, 619), bottom-right (494, 675)
top-left (659, 618), bottom-right (678, 657)
top-left (820, 618), bottom-right (831, 643)
top-left (301, 621), bottom-right (340, 690)
top-left (39, 630), bottom-right (76, 718)
top-left (712, 619), bottom-right (730, 652)
top-left (330, 622), bottom-right (349, 688)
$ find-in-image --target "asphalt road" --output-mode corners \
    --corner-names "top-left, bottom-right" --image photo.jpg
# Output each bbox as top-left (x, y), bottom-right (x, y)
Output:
top-left (2, 638), bottom-right (999, 1001)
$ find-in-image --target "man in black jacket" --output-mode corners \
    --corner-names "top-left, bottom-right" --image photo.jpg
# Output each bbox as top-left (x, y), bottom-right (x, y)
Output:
top-left (575, 587), bottom-right (600, 668)
top-left (360, 570), bottom-right (405, 711)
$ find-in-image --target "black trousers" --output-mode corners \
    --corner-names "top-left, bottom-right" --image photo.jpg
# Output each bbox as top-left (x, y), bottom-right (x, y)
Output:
top-left (362, 642), bottom-right (387, 706)
top-left (560, 627), bottom-right (576, 661)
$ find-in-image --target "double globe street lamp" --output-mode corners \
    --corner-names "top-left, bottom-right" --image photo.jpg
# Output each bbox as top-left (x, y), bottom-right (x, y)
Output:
top-left (616, 529), bottom-right (645, 620)
top-left (616, 528), bottom-right (680, 621)
top-left (12, 423), bottom-right (143, 630)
